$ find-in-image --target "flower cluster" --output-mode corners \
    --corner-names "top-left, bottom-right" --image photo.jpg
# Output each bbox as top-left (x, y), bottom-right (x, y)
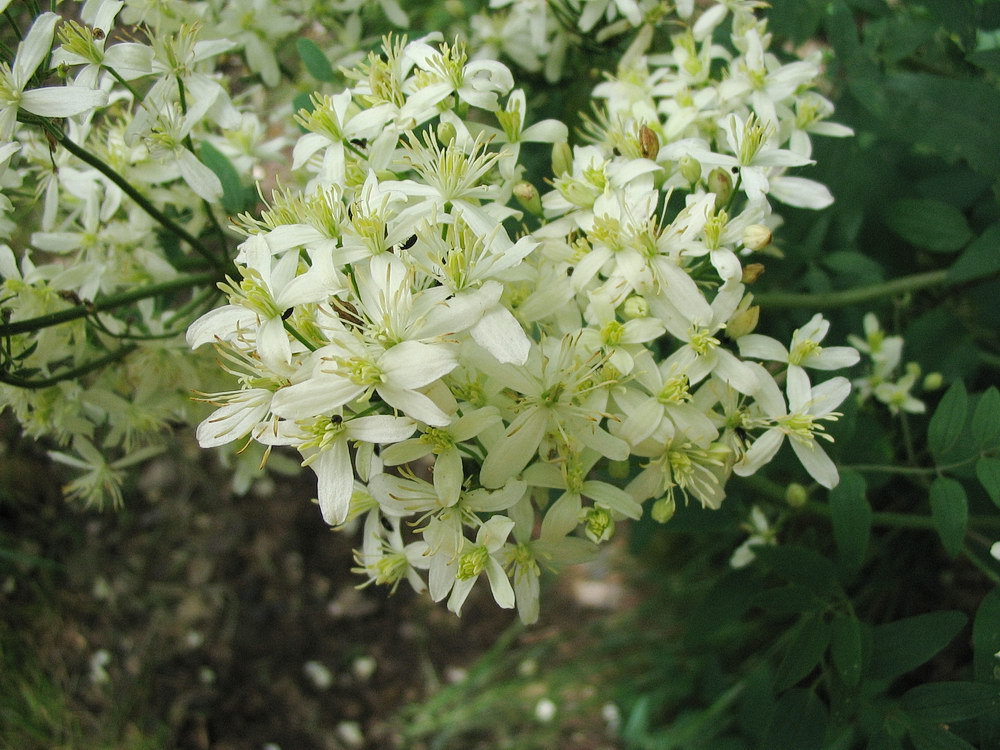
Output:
top-left (186, 3), bottom-right (858, 622)
top-left (0, 0), bottom-right (385, 504)
top-left (848, 313), bottom-right (926, 416)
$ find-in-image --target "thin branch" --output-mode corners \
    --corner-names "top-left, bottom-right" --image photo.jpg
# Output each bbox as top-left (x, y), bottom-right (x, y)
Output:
top-left (0, 344), bottom-right (137, 389)
top-left (34, 119), bottom-right (226, 272)
top-left (0, 271), bottom-right (217, 337)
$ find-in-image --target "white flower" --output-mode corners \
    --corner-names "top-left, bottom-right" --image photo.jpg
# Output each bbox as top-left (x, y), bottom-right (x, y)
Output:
top-left (735, 366), bottom-right (850, 489)
top-left (442, 515), bottom-right (517, 615)
top-left (257, 413), bottom-right (415, 525)
top-left (738, 313), bottom-right (860, 381)
top-left (0, 13), bottom-right (108, 141)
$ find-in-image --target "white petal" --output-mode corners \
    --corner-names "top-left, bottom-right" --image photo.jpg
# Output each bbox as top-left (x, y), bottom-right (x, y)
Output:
top-left (314, 442), bottom-right (355, 525)
top-left (20, 86), bottom-right (108, 117)
top-left (471, 305), bottom-right (531, 365)
top-left (738, 334), bottom-right (788, 363)
top-left (177, 148), bottom-right (223, 202)
top-left (790, 437), bottom-right (839, 488)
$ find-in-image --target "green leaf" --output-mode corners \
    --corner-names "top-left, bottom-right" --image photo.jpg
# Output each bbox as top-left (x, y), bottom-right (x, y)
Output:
top-left (830, 615), bottom-right (863, 687)
top-left (968, 49), bottom-right (1000, 75)
top-left (906, 309), bottom-right (979, 382)
top-left (761, 689), bottom-right (828, 750)
top-left (828, 470), bottom-right (871, 579)
top-left (885, 198), bottom-right (973, 253)
top-left (929, 478), bottom-right (968, 558)
top-left (978, 458), bottom-right (1000, 508)
top-left (775, 616), bottom-right (832, 691)
top-left (873, 73), bottom-right (1000, 176)
top-left (867, 730), bottom-right (904, 750)
top-left (753, 584), bottom-right (819, 616)
top-left (949, 223), bottom-right (1000, 284)
top-left (908, 723), bottom-right (978, 750)
top-left (929, 381), bottom-right (969, 460)
top-left (870, 611), bottom-right (968, 681)
top-left (296, 38), bottom-right (334, 81)
top-left (922, 0), bottom-right (977, 50)
top-left (199, 141), bottom-right (245, 214)
top-left (973, 388), bottom-right (1000, 449)
top-left (974, 589), bottom-right (1000, 747)
top-left (902, 682), bottom-right (999, 723)
top-left (752, 546), bottom-right (839, 598)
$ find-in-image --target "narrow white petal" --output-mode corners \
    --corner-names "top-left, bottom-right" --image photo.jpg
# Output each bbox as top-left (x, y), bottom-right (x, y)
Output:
top-left (314, 442), bottom-right (355, 525)
top-left (20, 86), bottom-right (108, 117)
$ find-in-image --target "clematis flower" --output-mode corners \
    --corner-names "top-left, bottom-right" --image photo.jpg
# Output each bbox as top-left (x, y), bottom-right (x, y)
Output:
top-left (0, 13), bottom-right (108, 142)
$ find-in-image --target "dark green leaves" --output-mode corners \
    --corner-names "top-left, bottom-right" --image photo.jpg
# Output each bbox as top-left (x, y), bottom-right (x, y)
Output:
top-left (870, 611), bottom-right (967, 681)
top-left (831, 615), bottom-right (863, 687)
top-left (199, 141), bottom-right (247, 214)
top-left (775, 615), bottom-right (831, 691)
top-left (829, 470), bottom-right (871, 578)
top-left (929, 478), bottom-right (968, 558)
top-left (297, 38), bottom-right (334, 82)
top-left (929, 381), bottom-right (969, 460)
top-left (885, 198), bottom-right (973, 253)
top-left (972, 387), bottom-right (1000, 449)
top-left (976, 458), bottom-right (1000, 507)
top-left (949, 222), bottom-right (1000, 284)
top-left (761, 689), bottom-right (828, 750)
top-left (901, 682), bottom-right (999, 723)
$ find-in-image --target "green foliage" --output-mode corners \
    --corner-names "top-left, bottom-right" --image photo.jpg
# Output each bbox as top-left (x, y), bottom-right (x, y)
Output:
top-left (564, 1), bottom-right (1000, 747)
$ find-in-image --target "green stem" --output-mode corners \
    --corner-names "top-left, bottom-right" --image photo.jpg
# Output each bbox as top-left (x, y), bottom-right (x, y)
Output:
top-left (104, 64), bottom-right (144, 102)
top-left (4, 10), bottom-right (23, 42)
top-left (0, 344), bottom-right (137, 389)
top-left (845, 453), bottom-right (987, 476)
top-left (962, 544), bottom-right (1000, 586)
top-left (805, 499), bottom-right (1000, 532)
top-left (755, 270), bottom-right (948, 309)
top-left (36, 120), bottom-right (224, 271)
top-left (0, 271), bottom-right (217, 337)
top-left (283, 320), bottom-right (317, 352)
top-left (979, 349), bottom-right (1000, 370)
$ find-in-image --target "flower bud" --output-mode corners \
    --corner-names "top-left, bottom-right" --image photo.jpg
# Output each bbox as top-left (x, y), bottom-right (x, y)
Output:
top-left (607, 459), bottom-right (630, 479)
top-left (651, 496), bottom-right (676, 524)
top-left (726, 304), bottom-right (760, 339)
top-left (622, 295), bottom-right (649, 319)
top-left (552, 142), bottom-right (573, 177)
top-left (742, 223), bottom-right (772, 251)
top-left (679, 155), bottom-right (701, 185)
top-left (639, 125), bottom-right (660, 160)
top-left (741, 263), bottom-right (765, 284)
top-left (437, 120), bottom-right (457, 146)
top-left (785, 483), bottom-right (808, 508)
top-left (583, 507), bottom-right (615, 543)
top-left (513, 181), bottom-right (542, 216)
top-left (922, 371), bottom-right (943, 391)
top-left (708, 167), bottom-right (733, 208)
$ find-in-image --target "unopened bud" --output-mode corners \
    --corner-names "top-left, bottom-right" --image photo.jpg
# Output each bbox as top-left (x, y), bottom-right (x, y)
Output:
top-left (513, 181), bottom-right (542, 216)
top-left (786, 483), bottom-right (808, 508)
top-left (923, 371), bottom-right (943, 391)
top-left (742, 223), bottom-right (772, 251)
top-left (726, 304), bottom-right (760, 339)
top-left (607, 459), bottom-right (630, 480)
top-left (584, 507), bottom-right (615, 544)
top-left (437, 120), bottom-right (457, 146)
top-left (552, 142), bottom-right (573, 177)
top-left (707, 167), bottom-right (734, 209)
top-left (639, 125), bottom-right (660, 160)
top-left (741, 263), bottom-right (765, 284)
top-left (622, 295), bottom-right (649, 319)
top-left (651, 496), bottom-right (676, 524)
top-left (679, 155), bottom-right (701, 185)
